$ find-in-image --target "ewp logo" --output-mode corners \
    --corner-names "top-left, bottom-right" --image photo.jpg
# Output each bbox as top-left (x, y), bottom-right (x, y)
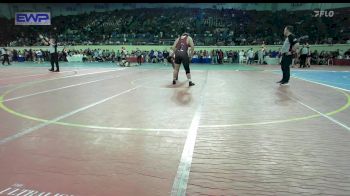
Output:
top-left (15, 12), bottom-right (51, 25)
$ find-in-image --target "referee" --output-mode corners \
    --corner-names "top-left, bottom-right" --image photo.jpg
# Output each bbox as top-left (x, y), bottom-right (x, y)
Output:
top-left (277, 26), bottom-right (299, 85)
top-left (2, 47), bottom-right (11, 66)
top-left (40, 34), bottom-right (59, 72)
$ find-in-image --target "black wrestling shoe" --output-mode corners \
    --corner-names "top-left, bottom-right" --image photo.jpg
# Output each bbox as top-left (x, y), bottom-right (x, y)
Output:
top-left (189, 81), bottom-right (195, 86)
top-left (173, 80), bottom-right (176, 85)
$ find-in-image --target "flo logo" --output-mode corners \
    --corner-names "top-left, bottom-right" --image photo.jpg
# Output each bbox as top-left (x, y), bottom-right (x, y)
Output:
top-left (313, 10), bottom-right (334, 17)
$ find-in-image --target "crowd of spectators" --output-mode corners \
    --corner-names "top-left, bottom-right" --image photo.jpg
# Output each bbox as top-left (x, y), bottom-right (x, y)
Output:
top-left (2, 46), bottom-right (349, 66)
top-left (1, 7), bottom-right (349, 47)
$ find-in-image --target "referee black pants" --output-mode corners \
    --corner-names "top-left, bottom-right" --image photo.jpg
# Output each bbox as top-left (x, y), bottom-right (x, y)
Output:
top-left (2, 54), bottom-right (10, 65)
top-left (281, 55), bottom-right (292, 83)
top-left (50, 53), bottom-right (59, 71)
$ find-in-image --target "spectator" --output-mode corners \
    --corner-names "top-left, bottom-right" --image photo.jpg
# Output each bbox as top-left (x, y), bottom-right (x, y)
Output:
top-left (239, 50), bottom-right (245, 64)
top-left (258, 47), bottom-right (265, 64)
top-left (306, 43), bottom-right (311, 68)
top-left (299, 44), bottom-right (309, 68)
top-left (247, 48), bottom-right (254, 64)
top-left (212, 50), bottom-right (218, 64)
top-left (218, 49), bottom-right (224, 64)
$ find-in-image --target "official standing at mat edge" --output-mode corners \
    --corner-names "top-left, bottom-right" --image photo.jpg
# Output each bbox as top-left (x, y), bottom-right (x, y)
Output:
top-left (40, 34), bottom-right (60, 72)
top-left (1, 47), bottom-right (11, 66)
top-left (278, 25), bottom-right (299, 85)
